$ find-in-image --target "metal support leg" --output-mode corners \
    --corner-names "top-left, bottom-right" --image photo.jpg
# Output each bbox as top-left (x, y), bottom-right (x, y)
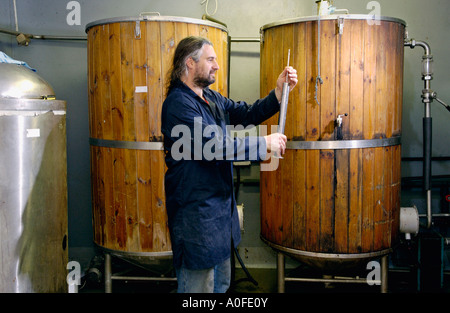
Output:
top-left (381, 255), bottom-right (388, 293)
top-left (105, 253), bottom-right (112, 293)
top-left (277, 252), bottom-right (285, 293)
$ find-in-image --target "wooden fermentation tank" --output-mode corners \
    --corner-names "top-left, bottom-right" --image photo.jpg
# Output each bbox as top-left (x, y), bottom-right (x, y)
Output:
top-left (86, 16), bottom-right (229, 271)
top-left (260, 15), bottom-right (406, 272)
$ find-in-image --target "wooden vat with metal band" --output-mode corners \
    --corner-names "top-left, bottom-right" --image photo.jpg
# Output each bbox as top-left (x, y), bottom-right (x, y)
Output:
top-left (86, 15), bottom-right (229, 272)
top-left (259, 15), bottom-right (405, 272)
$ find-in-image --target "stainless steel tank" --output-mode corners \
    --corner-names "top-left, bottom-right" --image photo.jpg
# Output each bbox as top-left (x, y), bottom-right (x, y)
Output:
top-left (0, 63), bottom-right (68, 292)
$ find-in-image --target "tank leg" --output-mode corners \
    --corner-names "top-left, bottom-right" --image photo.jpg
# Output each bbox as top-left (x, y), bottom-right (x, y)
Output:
top-left (381, 255), bottom-right (388, 293)
top-left (277, 252), bottom-right (285, 293)
top-left (105, 253), bottom-right (112, 293)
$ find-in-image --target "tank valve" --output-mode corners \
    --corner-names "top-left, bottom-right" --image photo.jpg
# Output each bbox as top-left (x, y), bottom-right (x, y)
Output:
top-left (336, 113), bottom-right (347, 140)
top-left (336, 113), bottom-right (348, 128)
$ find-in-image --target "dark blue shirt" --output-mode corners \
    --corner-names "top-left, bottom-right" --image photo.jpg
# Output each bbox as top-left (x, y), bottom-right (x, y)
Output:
top-left (161, 80), bottom-right (280, 270)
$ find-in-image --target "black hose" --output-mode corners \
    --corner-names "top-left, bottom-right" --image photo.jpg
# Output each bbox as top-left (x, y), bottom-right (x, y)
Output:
top-left (234, 247), bottom-right (258, 286)
top-left (336, 125), bottom-right (343, 140)
top-left (423, 117), bottom-right (432, 190)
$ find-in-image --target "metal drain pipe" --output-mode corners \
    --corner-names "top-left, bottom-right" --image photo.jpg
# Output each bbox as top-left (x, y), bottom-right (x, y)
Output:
top-left (404, 38), bottom-right (433, 228)
top-left (0, 27), bottom-right (86, 45)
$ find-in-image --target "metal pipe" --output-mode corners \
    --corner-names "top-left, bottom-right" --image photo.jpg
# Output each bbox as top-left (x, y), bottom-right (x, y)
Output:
top-left (104, 253), bottom-right (112, 293)
top-left (419, 213), bottom-right (450, 218)
top-left (202, 14), bottom-right (227, 28)
top-left (381, 255), bottom-right (388, 293)
top-left (274, 50), bottom-right (290, 159)
top-left (0, 27), bottom-right (87, 44)
top-left (29, 34), bottom-right (86, 41)
top-left (230, 37), bottom-right (260, 43)
top-left (414, 40), bottom-right (431, 56)
top-left (0, 27), bottom-right (20, 36)
top-left (277, 252), bottom-right (285, 293)
top-left (277, 74), bottom-right (290, 134)
top-left (0, 29), bottom-right (260, 45)
top-left (426, 190), bottom-right (432, 227)
top-left (404, 38), bottom-right (434, 228)
top-left (285, 277), bottom-right (377, 284)
top-left (432, 95), bottom-right (450, 112)
top-left (111, 276), bottom-right (176, 281)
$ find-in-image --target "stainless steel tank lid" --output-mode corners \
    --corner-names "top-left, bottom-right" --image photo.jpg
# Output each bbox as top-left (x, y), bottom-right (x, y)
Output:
top-left (0, 63), bottom-right (55, 100)
top-left (85, 15), bottom-right (228, 33)
top-left (261, 14), bottom-right (407, 31)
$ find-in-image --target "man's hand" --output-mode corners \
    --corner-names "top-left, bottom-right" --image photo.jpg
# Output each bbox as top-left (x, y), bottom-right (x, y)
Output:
top-left (275, 66), bottom-right (298, 102)
top-left (264, 132), bottom-right (287, 156)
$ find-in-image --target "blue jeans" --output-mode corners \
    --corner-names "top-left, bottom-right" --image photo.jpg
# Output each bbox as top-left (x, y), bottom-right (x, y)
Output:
top-left (175, 258), bottom-right (231, 293)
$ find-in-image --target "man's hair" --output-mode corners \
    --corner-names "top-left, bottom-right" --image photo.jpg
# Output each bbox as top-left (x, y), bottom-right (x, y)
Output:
top-left (166, 36), bottom-right (213, 96)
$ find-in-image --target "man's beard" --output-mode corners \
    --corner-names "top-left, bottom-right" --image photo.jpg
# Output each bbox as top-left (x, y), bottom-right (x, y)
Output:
top-left (194, 72), bottom-right (216, 89)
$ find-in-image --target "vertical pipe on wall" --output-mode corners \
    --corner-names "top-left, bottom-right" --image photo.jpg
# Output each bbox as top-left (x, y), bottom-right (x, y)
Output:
top-left (404, 39), bottom-right (433, 228)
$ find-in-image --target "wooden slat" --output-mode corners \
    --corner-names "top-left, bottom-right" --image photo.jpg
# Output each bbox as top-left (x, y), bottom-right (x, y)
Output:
top-left (373, 146), bottom-right (384, 251)
top-left (334, 149), bottom-right (349, 253)
top-left (134, 22), bottom-right (149, 142)
top-left (391, 145), bottom-right (401, 242)
top-left (334, 19), bottom-right (351, 253)
top-left (361, 21), bottom-right (378, 252)
top-left (319, 18), bottom-right (336, 142)
top-left (109, 23), bottom-right (125, 249)
top-left (318, 19), bottom-right (336, 252)
top-left (137, 149), bottom-right (153, 250)
top-left (271, 25), bottom-right (283, 245)
top-left (146, 21), bottom-right (163, 140)
top-left (347, 20), bottom-right (365, 253)
top-left (361, 148), bottom-right (375, 252)
top-left (88, 27), bottom-right (96, 137)
top-left (349, 20), bottom-right (364, 140)
top-left (292, 21), bottom-right (307, 251)
top-left (110, 23), bottom-right (124, 141)
top-left (306, 21), bottom-right (320, 141)
top-left (385, 22), bottom-right (395, 139)
top-left (151, 150), bottom-right (171, 250)
top-left (382, 146), bottom-right (393, 249)
top-left (120, 22), bottom-right (136, 142)
top-left (90, 146), bottom-right (102, 245)
top-left (348, 148), bottom-right (362, 253)
top-left (281, 23), bottom-right (294, 247)
top-left (319, 150), bottom-right (334, 251)
top-left (374, 23), bottom-right (387, 139)
top-left (394, 23), bottom-right (404, 137)
top-left (112, 146), bottom-right (125, 250)
top-left (363, 21), bottom-right (377, 140)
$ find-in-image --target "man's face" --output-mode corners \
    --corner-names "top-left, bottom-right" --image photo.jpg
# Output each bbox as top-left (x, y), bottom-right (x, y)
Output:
top-left (192, 44), bottom-right (219, 89)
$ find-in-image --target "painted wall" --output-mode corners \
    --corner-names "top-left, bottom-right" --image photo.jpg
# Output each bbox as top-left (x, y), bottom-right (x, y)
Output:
top-left (1, 0), bottom-right (449, 269)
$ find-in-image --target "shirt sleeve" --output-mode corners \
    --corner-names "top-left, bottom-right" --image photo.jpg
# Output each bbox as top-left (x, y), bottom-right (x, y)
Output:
top-left (219, 89), bottom-right (280, 127)
top-left (162, 89), bottom-right (273, 163)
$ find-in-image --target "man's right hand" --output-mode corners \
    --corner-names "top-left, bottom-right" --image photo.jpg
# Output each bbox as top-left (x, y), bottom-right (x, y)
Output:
top-left (264, 133), bottom-right (287, 156)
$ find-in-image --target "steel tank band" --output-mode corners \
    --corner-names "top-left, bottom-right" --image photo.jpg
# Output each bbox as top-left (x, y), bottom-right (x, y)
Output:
top-left (89, 137), bottom-right (164, 150)
top-left (286, 136), bottom-right (401, 150)
top-left (261, 236), bottom-right (391, 261)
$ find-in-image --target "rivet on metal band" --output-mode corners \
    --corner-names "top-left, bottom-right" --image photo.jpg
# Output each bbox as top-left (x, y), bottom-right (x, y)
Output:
top-left (287, 136), bottom-right (401, 150)
top-left (89, 137), bottom-right (164, 150)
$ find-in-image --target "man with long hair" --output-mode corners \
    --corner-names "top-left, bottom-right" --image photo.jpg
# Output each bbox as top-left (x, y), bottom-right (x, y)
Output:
top-left (161, 36), bottom-right (297, 293)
